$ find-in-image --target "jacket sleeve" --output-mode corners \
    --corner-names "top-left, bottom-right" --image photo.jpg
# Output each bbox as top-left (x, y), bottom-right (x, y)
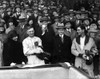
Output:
top-left (71, 39), bottom-right (80, 56)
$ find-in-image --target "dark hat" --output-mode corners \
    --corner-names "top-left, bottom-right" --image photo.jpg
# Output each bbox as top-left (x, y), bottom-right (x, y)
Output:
top-left (40, 16), bottom-right (49, 22)
top-left (8, 18), bottom-right (13, 23)
top-left (6, 8), bottom-right (12, 12)
top-left (26, 9), bottom-right (33, 13)
top-left (10, 1), bottom-right (15, 4)
top-left (19, 18), bottom-right (26, 22)
top-left (8, 30), bottom-right (18, 39)
top-left (19, 13), bottom-right (27, 22)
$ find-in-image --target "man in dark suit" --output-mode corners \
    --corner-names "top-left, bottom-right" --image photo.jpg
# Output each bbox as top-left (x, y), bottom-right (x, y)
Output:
top-left (51, 23), bottom-right (75, 64)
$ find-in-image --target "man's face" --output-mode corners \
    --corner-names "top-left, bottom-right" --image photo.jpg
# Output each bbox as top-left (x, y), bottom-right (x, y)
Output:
top-left (27, 28), bottom-right (34, 37)
top-left (29, 20), bottom-right (33, 25)
top-left (90, 23), bottom-right (97, 29)
top-left (77, 27), bottom-right (84, 36)
top-left (20, 21), bottom-right (26, 26)
top-left (89, 32), bottom-right (96, 38)
top-left (16, 7), bottom-right (20, 12)
top-left (41, 24), bottom-right (47, 31)
top-left (58, 29), bottom-right (65, 35)
top-left (65, 23), bottom-right (71, 29)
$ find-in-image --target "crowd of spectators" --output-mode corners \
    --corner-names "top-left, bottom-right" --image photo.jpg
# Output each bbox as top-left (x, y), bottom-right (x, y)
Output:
top-left (0, 0), bottom-right (99, 78)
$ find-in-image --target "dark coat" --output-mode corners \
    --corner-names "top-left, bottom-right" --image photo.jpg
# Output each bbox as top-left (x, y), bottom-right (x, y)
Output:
top-left (3, 31), bottom-right (27, 66)
top-left (3, 39), bottom-right (27, 66)
top-left (51, 34), bottom-right (75, 64)
top-left (40, 26), bottom-right (55, 54)
top-left (15, 24), bottom-right (28, 42)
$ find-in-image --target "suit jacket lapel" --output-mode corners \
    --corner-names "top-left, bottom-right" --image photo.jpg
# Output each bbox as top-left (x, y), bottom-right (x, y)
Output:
top-left (76, 36), bottom-right (80, 45)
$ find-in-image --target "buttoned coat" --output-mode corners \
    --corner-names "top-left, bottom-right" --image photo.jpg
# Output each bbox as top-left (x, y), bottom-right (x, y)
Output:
top-left (51, 34), bottom-right (75, 64)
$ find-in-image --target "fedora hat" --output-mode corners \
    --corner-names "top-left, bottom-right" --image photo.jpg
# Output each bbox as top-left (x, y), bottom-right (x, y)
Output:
top-left (56, 23), bottom-right (65, 29)
top-left (88, 28), bottom-right (98, 33)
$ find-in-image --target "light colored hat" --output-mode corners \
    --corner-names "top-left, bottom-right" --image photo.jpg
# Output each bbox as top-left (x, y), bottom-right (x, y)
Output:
top-left (56, 23), bottom-right (65, 29)
top-left (89, 23), bottom-right (97, 30)
top-left (88, 28), bottom-right (98, 33)
top-left (19, 12), bottom-right (27, 19)
top-left (2, 1), bottom-right (8, 4)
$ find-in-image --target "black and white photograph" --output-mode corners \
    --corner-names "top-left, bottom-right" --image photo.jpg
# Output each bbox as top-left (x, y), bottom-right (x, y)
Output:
top-left (0, 0), bottom-right (99, 79)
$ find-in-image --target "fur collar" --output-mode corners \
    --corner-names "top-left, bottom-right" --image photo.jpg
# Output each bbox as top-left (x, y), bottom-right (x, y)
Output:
top-left (76, 35), bottom-right (89, 45)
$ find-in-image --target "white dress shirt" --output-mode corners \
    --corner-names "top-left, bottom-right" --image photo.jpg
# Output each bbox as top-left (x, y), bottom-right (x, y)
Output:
top-left (80, 36), bottom-right (85, 50)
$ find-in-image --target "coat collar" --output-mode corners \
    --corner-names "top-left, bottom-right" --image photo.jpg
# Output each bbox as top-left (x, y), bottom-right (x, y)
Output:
top-left (76, 35), bottom-right (89, 45)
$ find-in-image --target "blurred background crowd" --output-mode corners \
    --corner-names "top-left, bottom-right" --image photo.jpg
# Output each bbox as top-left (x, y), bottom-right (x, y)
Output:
top-left (0, 0), bottom-right (99, 78)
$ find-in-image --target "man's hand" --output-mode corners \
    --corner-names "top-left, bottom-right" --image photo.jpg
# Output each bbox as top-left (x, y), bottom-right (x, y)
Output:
top-left (82, 54), bottom-right (89, 60)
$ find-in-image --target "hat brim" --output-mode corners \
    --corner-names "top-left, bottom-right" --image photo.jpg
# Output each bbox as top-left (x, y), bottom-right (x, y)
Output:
top-left (88, 29), bottom-right (98, 33)
top-left (56, 26), bottom-right (66, 29)
top-left (19, 18), bottom-right (26, 22)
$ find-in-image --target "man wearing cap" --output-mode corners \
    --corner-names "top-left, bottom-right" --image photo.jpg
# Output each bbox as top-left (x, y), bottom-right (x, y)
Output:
top-left (15, 15), bottom-right (28, 43)
top-left (51, 23), bottom-right (74, 64)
